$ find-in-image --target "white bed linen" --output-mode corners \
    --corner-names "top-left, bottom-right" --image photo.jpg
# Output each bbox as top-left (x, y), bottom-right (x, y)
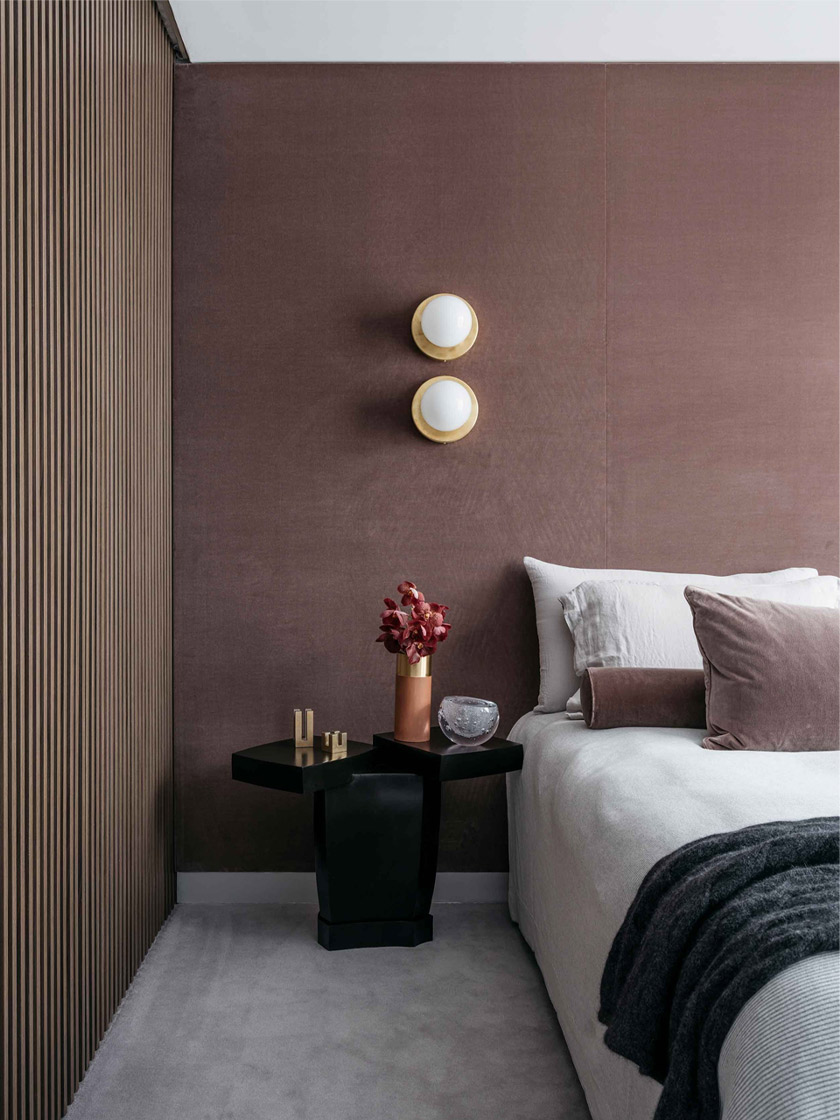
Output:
top-left (506, 711), bottom-right (840, 1120)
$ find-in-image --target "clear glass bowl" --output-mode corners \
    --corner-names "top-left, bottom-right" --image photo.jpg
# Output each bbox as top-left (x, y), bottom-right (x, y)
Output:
top-left (438, 696), bottom-right (499, 747)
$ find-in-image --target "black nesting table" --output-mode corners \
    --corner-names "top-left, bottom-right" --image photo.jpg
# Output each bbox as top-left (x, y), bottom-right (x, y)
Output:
top-left (231, 729), bottom-right (523, 951)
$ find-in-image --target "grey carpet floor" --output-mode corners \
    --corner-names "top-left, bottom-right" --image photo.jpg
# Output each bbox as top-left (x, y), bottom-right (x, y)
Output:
top-left (65, 903), bottom-right (591, 1120)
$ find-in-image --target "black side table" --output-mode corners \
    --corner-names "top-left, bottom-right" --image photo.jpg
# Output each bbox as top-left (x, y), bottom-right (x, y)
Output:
top-left (231, 728), bottom-right (523, 951)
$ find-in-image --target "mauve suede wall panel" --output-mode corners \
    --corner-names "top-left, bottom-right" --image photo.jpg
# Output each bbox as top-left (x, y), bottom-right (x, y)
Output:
top-left (174, 63), bottom-right (839, 873)
top-left (173, 65), bottom-right (607, 872)
top-left (606, 65), bottom-right (839, 573)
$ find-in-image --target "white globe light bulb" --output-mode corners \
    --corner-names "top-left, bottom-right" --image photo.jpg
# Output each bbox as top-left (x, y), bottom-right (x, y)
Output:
top-left (420, 295), bottom-right (473, 349)
top-left (419, 379), bottom-right (472, 433)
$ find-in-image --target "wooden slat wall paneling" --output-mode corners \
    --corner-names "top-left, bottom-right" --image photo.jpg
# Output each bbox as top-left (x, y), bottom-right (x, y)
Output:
top-left (1, 4), bottom-right (175, 1119)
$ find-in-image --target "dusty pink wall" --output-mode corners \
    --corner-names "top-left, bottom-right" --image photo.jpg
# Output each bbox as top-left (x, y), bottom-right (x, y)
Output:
top-left (173, 64), bottom-right (838, 873)
top-left (606, 65), bottom-right (839, 570)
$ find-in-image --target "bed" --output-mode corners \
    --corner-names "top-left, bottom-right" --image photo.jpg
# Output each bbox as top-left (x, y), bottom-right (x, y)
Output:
top-left (506, 710), bottom-right (840, 1120)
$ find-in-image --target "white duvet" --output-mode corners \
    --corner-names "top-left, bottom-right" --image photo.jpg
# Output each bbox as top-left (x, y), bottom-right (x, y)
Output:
top-left (507, 712), bottom-right (840, 1120)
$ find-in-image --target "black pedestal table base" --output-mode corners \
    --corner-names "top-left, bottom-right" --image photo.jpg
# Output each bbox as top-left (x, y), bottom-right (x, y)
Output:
top-left (231, 729), bottom-right (522, 950)
top-left (314, 772), bottom-right (439, 950)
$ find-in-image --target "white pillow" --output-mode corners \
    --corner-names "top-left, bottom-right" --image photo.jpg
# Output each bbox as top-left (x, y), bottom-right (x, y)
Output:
top-left (562, 575), bottom-right (840, 678)
top-left (523, 556), bottom-right (820, 713)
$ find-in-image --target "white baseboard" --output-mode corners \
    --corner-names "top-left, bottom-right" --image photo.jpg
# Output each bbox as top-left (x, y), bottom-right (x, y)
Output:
top-left (178, 872), bottom-right (319, 904)
top-left (177, 871), bottom-right (508, 905)
top-left (430, 873), bottom-right (508, 903)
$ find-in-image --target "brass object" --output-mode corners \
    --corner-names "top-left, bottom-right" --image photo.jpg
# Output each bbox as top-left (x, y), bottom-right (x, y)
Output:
top-left (411, 294), bottom-right (478, 361)
top-left (396, 652), bottom-right (433, 678)
top-left (294, 708), bottom-right (314, 748)
top-left (322, 731), bottom-right (348, 759)
top-left (411, 376), bottom-right (479, 444)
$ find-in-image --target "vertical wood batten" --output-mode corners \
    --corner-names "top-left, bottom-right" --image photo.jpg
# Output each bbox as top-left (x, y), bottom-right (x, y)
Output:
top-left (1, 4), bottom-right (175, 1118)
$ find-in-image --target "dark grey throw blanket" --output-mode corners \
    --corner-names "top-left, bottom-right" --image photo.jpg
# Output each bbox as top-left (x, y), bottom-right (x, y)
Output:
top-left (598, 817), bottom-right (840, 1120)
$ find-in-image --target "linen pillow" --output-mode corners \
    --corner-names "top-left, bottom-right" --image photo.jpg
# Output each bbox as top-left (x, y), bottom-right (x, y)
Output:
top-left (562, 576), bottom-right (840, 678)
top-left (684, 587), bottom-right (840, 752)
top-left (580, 667), bottom-right (706, 730)
top-left (523, 555), bottom-right (818, 714)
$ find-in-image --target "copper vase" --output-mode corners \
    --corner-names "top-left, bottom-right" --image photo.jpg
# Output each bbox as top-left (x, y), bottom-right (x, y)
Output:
top-left (394, 652), bottom-right (433, 742)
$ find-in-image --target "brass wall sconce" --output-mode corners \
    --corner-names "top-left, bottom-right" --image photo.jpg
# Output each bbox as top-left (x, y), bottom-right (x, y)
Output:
top-left (410, 294), bottom-right (479, 443)
top-left (411, 294), bottom-right (478, 361)
top-left (412, 375), bottom-right (479, 444)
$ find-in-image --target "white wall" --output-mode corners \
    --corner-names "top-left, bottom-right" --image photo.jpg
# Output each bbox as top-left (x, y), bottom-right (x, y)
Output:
top-left (170, 0), bottom-right (839, 63)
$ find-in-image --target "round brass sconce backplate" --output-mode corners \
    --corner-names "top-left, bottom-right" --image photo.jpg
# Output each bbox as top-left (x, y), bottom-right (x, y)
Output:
top-left (411, 294), bottom-right (479, 361)
top-left (411, 375), bottom-right (479, 444)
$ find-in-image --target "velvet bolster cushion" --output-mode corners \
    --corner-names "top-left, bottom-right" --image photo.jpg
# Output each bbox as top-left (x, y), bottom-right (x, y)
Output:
top-left (580, 667), bottom-right (707, 730)
top-left (684, 586), bottom-right (840, 752)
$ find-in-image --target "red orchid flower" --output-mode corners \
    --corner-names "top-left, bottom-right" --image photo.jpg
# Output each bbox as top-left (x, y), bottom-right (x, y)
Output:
top-left (397, 580), bottom-right (424, 607)
top-left (410, 600), bottom-right (450, 641)
top-left (376, 583), bottom-right (451, 658)
top-left (380, 606), bottom-right (407, 630)
top-left (404, 639), bottom-right (431, 663)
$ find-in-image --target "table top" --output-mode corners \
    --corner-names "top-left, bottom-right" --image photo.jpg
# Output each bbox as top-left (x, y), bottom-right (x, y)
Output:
top-left (232, 738), bottom-right (377, 794)
top-left (373, 729), bottom-right (523, 782)
top-left (232, 728), bottom-right (523, 794)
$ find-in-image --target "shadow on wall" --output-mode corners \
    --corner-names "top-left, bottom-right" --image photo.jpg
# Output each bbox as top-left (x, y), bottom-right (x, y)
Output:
top-left (357, 302), bottom-right (418, 353)
top-left (355, 383), bottom-right (419, 440)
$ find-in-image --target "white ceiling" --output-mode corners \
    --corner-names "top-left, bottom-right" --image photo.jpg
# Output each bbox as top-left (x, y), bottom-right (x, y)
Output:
top-left (169, 0), bottom-right (840, 63)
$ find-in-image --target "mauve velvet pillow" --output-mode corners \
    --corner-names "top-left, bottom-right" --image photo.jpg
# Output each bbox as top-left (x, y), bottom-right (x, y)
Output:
top-left (580, 667), bottom-right (706, 730)
top-left (684, 586), bottom-right (840, 752)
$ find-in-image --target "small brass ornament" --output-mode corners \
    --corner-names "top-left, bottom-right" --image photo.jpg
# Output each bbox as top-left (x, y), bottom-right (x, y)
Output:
top-left (293, 708), bottom-right (314, 748)
top-left (322, 731), bottom-right (348, 759)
